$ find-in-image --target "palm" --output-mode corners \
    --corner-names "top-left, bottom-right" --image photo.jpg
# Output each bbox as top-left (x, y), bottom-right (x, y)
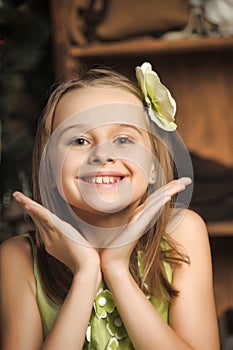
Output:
top-left (100, 178), bottom-right (191, 269)
top-left (13, 192), bottom-right (100, 274)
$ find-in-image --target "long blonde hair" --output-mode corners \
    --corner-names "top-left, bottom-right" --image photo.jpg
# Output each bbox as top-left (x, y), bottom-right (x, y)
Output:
top-left (32, 67), bottom-right (189, 304)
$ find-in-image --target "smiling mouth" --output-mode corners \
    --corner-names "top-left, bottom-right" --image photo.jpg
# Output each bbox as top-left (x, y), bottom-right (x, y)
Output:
top-left (80, 176), bottom-right (125, 184)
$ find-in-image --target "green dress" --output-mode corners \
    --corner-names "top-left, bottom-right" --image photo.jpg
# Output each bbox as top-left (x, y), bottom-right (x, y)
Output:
top-left (26, 235), bottom-right (172, 349)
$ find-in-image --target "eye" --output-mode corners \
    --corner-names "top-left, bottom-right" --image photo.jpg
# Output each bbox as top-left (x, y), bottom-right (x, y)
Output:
top-left (72, 137), bottom-right (90, 147)
top-left (113, 136), bottom-right (134, 145)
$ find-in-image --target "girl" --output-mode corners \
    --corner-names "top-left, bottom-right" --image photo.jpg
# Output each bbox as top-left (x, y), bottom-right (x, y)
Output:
top-left (0, 63), bottom-right (220, 349)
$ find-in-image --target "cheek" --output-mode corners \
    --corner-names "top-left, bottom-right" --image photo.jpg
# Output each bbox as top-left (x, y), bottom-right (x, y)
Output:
top-left (59, 151), bottom-right (84, 198)
top-left (62, 149), bottom-right (85, 176)
top-left (121, 140), bottom-right (154, 180)
top-left (62, 155), bottom-right (77, 176)
top-left (129, 163), bottom-right (151, 198)
top-left (129, 153), bottom-right (154, 183)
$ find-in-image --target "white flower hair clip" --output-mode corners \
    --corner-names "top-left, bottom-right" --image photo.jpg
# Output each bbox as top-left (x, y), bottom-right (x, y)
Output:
top-left (135, 62), bottom-right (177, 131)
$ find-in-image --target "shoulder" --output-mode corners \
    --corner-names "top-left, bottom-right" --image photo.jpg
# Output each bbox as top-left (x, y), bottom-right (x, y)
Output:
top-left (0, 236), bottom-right (44, 347)
top-left (168, 214), bottom-right (220, 349)
top-left (0, 235), bottom-right (36, 292)
top-left (167, 209), bottom-right (214, 293)
top-left (168, 209), bottom-right (208, 245)
top-left (1, 235), bottom-right (33, 262)
top-left (168, 209), bottom-right (211, 264)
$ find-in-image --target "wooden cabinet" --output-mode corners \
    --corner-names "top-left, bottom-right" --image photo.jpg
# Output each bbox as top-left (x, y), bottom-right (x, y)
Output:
top-left (49, 0), bottom-right (233, 79)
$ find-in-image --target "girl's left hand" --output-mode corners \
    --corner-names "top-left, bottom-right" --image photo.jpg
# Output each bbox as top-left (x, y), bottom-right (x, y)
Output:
top-left (100, 177), bottom-right (191, 274)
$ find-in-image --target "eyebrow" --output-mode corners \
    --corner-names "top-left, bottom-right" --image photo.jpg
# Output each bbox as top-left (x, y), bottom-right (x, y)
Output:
top-left (58, 124), bottom-right (88, 135)
top-left (57, 123), bottom-right (144, 136)
top-left (115, 124), bottom-right (143, 135)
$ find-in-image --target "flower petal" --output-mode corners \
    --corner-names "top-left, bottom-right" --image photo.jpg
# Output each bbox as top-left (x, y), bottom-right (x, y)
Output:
top-left (146, 75), bottom-right (176, 118)
top-left (94, 289), bottom-right (115, 319)
top-left (136, 62), bottom-right (177, 131)
top-left (148, 109), bottom-right (177, 132)
top-left (135, 66), bottom-right (150, 105)
top-left (106, 337), bottom-right (119, 350)
top-left (107, 309), bottom-right (127, 340)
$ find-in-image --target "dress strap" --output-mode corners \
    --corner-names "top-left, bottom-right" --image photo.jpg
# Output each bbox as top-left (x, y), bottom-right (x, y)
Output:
top-left (22, 233), bottom-right (60, 339)
top-left (22, 233), bottom-right (39, 278)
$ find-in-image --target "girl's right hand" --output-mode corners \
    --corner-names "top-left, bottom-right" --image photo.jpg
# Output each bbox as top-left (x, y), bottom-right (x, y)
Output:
top-left (13, 191), bottom-right (101, 276)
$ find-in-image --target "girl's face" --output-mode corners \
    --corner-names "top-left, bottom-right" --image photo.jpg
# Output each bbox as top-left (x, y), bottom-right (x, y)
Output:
top-left (50, 87), bottom-right (156, 224)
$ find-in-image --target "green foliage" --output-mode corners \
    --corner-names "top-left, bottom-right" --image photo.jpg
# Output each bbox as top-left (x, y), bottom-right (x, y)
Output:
top-left (0, 1), bottom-right (50, 114)
top-left (0, 1), bottom-right (51, 238)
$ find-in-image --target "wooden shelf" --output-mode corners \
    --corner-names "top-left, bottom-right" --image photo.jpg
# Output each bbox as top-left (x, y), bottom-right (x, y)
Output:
top-left (207, 221), bottom-right (233, 237)
top-left (70, 36), bottom-right (233, 58)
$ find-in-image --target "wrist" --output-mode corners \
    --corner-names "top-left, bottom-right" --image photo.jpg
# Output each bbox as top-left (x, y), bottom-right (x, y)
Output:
top-left (102, 263), bottom-right (130, 283)
top-left (72, 254), bottom-right (101, 275)
top-left (73, 265), bottom-right (102, 288)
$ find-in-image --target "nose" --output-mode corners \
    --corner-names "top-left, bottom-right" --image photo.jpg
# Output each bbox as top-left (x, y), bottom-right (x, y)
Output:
top-left (88, 143), bottom-right (115, 165)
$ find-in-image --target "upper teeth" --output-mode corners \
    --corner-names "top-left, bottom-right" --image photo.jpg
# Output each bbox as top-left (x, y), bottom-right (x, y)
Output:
top-left (82, 176), bottom-right (123, 184)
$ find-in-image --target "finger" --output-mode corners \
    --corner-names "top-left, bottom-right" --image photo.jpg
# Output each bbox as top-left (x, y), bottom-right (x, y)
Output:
top-left (45, 210), bottom-right (91, 246)
top-left (20, 201), bottom-right (55, 230)
top-left (13, 192), bottom-right (46, 218)
top-left (26, 203), bottom-right (89, 245)
top-left (114, 200), bottom-right (167, 246)
top-left (142, 177), bottom-right (192, 212)
top-left (30, 215), bottom-right (51, 243)
top-left (13, 192), bottom-right (54, 232)
top-left (151, 177), bottom-right (191, 199)
top-left (13, 192), bottom-right (88, 244)
top-left (121, 178), bottom-right (191, 242)
top-left (13, 192), bottom-right (66, 230)
top-left (13, 191), bottom-right (38, 206)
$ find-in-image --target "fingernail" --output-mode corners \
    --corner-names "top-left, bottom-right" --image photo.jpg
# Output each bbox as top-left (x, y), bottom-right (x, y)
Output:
top-left (179, 177), bottom-right (192, 185)
top-left (13, 191), bottom-right (21, 198)
top-left (13, 193), bottom-right (22, 203)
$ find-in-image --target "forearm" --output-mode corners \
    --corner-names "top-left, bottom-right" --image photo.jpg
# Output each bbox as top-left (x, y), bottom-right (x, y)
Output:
top-left (42, 268), bottom-right (101, 350)
top-left (103, 268), bottom-right (193, 350)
